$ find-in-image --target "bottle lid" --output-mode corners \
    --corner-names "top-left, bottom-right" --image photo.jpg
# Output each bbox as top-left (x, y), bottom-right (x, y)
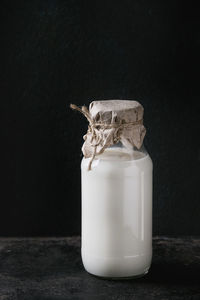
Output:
top-left (71, 100), bottom-right (146, 170)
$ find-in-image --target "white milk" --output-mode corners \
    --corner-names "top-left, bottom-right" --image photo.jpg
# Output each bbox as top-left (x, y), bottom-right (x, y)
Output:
top-left (81, 147), bottom-right (153, 278)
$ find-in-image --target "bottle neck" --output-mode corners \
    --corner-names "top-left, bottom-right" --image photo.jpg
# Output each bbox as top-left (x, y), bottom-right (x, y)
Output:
top-left (96, 142), bottom-right (148, 161)
top-left (109, 141), bottom-right (147, 153)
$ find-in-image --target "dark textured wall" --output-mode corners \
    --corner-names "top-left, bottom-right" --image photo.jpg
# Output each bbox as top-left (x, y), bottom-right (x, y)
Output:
top-left (1, 0), bottom-right (200, 236)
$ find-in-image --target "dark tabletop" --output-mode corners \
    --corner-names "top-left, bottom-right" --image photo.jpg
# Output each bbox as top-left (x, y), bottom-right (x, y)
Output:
top-left (0, 237), bottom-right (199, 300)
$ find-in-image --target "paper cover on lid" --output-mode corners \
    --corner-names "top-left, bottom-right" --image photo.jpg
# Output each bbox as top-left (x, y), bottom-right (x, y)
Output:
top-left (70, 100), bottom-right (146, 170)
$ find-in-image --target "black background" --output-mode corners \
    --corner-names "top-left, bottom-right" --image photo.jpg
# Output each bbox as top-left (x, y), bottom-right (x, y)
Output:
top-left (1, 0), bottom-right (200, 236)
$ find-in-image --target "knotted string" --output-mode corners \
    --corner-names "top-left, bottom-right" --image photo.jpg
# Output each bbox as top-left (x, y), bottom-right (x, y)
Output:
top-left (70, 103), bottom-right (143, 170)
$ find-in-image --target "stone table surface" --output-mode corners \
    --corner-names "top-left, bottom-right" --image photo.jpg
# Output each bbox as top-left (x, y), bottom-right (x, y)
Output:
top-left (0, 237), bottom-right (199, 300)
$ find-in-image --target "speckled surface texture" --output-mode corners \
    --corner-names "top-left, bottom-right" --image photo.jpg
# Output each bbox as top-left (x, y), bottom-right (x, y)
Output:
top-left (0, 237), bottom-right (199, 299)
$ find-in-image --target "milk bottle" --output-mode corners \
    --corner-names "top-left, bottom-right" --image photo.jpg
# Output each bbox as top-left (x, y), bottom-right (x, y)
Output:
top-left (71, 100), bottom-right (153, 278)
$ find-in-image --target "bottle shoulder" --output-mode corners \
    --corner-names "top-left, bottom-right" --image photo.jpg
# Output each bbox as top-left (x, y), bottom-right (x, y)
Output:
top-left (81, 147), bottom-right (152, 171)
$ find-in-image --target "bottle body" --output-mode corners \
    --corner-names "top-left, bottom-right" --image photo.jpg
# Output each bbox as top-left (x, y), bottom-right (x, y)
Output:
top-left (81, 144), bottom-right (153, 278)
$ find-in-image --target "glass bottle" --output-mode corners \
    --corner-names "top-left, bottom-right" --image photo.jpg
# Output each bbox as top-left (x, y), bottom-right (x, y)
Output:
top-left (81, 142), bottom-right (153, 278)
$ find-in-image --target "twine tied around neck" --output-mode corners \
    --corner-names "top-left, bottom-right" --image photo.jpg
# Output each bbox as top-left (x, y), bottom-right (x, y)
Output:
top-left (70, 103), bottom-right (145, 170)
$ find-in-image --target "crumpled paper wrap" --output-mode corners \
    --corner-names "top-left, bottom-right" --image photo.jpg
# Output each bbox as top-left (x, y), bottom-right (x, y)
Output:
top-left (70, 100), bottom-right (146, 170)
